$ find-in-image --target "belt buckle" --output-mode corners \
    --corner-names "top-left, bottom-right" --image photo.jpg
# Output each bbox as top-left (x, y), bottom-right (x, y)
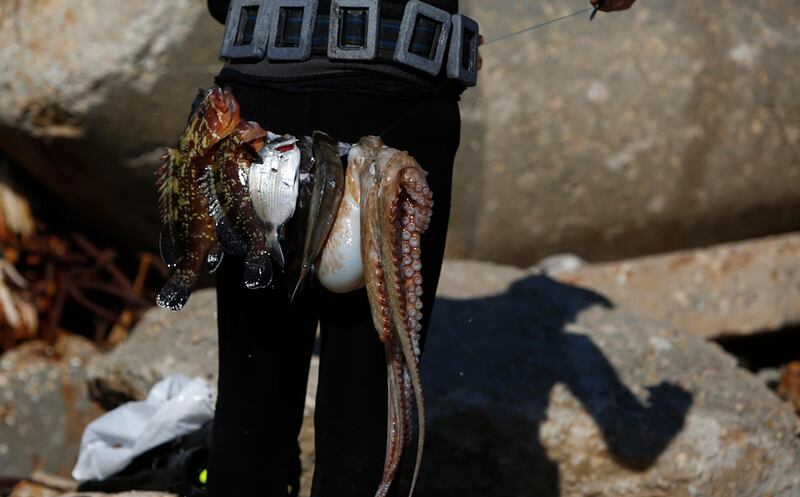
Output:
top-left (219, 0), bottom-right (271, 60)
top-left (447, 14), bottom-right (480, 87)
top-left (266, 0), bottom-right (319, 61)
top-left (328, 0), bottom-right (380, 60)
top-left (394, 0), bottom-right (453, 76)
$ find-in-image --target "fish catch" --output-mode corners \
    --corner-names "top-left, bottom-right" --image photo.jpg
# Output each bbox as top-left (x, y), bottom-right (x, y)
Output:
top-left (364, 139), bottom-right (433, 497)
top-left (286, 131), bottom-right (344, 300)
top-left (249, 135), bottom-right (302, 269)
top-left (206, 120), bottom-right (272, 288)
top-left (317, 136), bottom-right (434, 497)
top-left (155, 86), bottom-right (240, 311)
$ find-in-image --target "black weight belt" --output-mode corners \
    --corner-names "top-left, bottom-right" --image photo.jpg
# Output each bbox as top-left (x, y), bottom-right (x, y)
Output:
top-left (219, 0), bottom-right (479, 86)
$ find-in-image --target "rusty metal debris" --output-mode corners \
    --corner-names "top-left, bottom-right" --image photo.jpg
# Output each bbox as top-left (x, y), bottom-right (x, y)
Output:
top-left (0, 176), bottom-right (166, 353)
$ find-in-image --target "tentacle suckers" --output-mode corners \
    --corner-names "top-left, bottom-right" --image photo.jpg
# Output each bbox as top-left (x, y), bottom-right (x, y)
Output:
top-left (321, 136), bottom-right (434, 497)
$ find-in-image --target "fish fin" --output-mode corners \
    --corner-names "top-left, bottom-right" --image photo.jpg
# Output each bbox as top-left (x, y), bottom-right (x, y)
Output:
top-left (267, 226), bottom-right (285, 268)
top-left (159, 228), bottom-right (179, 269)
top-left (199, 165), bottom-right (246, 254)
top-left (206, 244), bottom-right (224, 273)
top-left (156, 277), bottom-right (191, 311)
top-left (244, 251), bottom-right (273, 289)
top-left (155, 148), bottom-right (181, 227)
top-left (199, 165), bottom-right (224, 224)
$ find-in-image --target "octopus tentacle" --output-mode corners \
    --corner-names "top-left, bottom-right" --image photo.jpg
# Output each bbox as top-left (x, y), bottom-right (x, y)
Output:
top-left (355, 138), bottom-right (432, 497)
top-left (379, 341), bottom-right (406, 497)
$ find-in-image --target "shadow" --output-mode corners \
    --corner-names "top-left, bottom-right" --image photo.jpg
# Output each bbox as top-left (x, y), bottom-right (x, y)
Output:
top-left (414, 275), bottom-right (693, 497)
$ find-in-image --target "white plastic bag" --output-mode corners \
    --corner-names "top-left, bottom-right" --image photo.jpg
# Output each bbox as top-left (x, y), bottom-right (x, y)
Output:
top-left (72, 374), bottom-right (215, 482)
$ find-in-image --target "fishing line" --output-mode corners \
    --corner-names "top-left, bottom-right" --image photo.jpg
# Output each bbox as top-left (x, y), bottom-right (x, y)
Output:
top-left (483, 6), bottom-right (597, 45)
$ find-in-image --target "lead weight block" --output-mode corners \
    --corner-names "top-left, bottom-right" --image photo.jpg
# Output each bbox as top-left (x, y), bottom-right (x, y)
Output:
top-left (219, 0), bottom-right (271, 60)
top-left (393, 0), bottom-right (452, 76)
top-left (266, 0), bottom-right (319, 61)
top-left (328, 0), bottom-right (380, 60)
top-left (447, 13), bottom-right (479, 86)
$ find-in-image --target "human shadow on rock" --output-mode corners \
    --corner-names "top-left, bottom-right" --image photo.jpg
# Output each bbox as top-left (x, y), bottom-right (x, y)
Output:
top-left (412, 275), bottom-right (693, 497)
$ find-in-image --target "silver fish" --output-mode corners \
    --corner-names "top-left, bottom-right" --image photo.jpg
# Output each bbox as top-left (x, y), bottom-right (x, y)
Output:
top-left (248, 135), bottom-right (301, 268)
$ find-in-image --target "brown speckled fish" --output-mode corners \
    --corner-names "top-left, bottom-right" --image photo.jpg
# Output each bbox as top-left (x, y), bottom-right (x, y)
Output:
top-left (205, 120), bottom-right (272, 289)
top-left (155, 86), bottom-right (240, 311)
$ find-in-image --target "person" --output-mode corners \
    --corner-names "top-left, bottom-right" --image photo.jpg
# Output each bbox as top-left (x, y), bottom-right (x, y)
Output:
top-left (203, 1), bottom-right (636, 496)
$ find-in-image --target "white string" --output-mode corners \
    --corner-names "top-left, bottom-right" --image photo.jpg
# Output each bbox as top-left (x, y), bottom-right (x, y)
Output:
top-left (483, 7), bottom-right (594, 45)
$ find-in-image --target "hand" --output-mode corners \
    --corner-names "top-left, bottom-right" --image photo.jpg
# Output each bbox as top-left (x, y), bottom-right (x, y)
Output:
top-left (477, 35), bottom-right (484, 71)
top-left (590, 0), bottom-right (637, 12)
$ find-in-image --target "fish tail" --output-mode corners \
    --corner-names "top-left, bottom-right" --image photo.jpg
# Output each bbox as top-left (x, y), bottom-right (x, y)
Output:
top-left (266, 225), bottom-right (285, 268)
top-left (157, 251), bottom-right (203, 311)
top-left (156, 272), bottom-right (193, 311)
top-left (159, 227), bottom-right (180, 269)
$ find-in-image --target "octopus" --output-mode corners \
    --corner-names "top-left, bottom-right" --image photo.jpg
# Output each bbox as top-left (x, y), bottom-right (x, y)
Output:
top-left (319, 136), bottom-right (434, 497)
top-left (205, 120), bottom-right (270, 289)
top-left (155, 86), bottom-right (240, 311)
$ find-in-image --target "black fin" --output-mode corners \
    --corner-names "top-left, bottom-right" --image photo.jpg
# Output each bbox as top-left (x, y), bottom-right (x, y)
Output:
top-left (159, 228), bottom-right (179, 270)
top-left (207, 244), bottom-right (225, 273)
top-left (156, 279), bottom-right (191, 311)
top-left (244, 252), bottom-right (273, 289)
top-left (215, 218), bottom-right (247, 255)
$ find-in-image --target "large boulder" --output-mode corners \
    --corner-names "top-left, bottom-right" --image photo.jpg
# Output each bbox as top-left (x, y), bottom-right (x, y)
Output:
top-left (2, 1), bottom-right (798, 264)
top-left (0, 336), bottom-right (104, 478)
top-left (547, 232), bottom-right (800, 339)
top-left (448, 0), bottom-right (800, 264)
top-left (85, 260), bottom-right (800, 496)
top-left (0, 0), bottom-right (223, 249)
top-left (86, 289), bottom-right (218, 405)
top-left (418, 260), bottom-right (800, 496)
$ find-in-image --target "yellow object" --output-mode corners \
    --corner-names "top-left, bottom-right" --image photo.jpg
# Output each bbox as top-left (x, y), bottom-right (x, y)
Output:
top-left (199, 468), bottom-right (208, 485)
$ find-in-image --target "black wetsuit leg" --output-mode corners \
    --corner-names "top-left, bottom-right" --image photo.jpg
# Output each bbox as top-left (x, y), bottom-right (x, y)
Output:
top-left (207, 84), bottom-right (460, 497)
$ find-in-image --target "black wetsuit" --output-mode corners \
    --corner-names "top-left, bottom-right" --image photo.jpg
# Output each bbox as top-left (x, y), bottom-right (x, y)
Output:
top-left (205, 2), bottom-right (462, 496)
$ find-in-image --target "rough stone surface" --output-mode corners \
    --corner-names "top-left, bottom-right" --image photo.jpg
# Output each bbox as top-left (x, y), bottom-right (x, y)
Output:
top-left (86, 289), bottom-right (218, 405)
top-left (8, 481), bottom-right (175, 497)
top-left (0, 336), bottom-right (104, 478)
top-left (2, 1), bottom-right (798, 263)
top-left (547, 232), bottom-right (800, 338)
top-left (84, 258), bottom-right (800, 496)
top-left (9, 481), bottom-right (60, 497)
top-left (0, 0), bottom-right (223, 250)
top-left (417, 259), bottom-right (800, 496)
top-left (448, 0), bottom-right (800, 264)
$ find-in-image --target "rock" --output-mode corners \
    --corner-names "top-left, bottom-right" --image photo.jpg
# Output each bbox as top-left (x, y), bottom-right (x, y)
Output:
top-left (0, 0), bottom-right (223, 250)
top-left (55, 493), bottom-right (174, 497)
top-left (546, 232), bottom-right (800, 338)
top-left (9, 481), bottom-right (61, 497)
top-left (447, 0), bottom-right (800, 264)
top-left (0, 336), bottom-right (104, 478)
top-left (778, 361), bottom-right (800, 414)
top-left (86, 289), bottom-right (218, 405)
top-left (90, 258), bottom-right (800, 496)
top-left (415, 259), bottom-right (800, 496)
